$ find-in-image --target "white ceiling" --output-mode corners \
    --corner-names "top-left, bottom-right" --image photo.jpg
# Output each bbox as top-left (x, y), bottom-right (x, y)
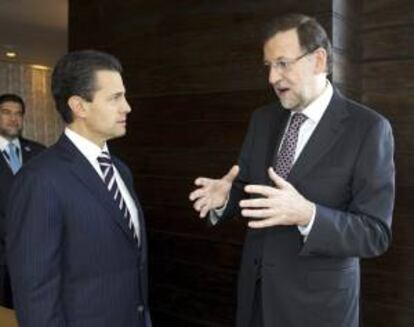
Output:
top-left (0, 0), bottom-right (68, 67)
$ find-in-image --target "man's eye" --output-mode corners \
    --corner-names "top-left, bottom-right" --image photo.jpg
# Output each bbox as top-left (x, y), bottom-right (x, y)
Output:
top-left (279, 61), bottom-right (289, 69)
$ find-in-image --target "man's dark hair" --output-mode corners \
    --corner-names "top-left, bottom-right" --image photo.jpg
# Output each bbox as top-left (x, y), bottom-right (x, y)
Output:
top-left (264, 13), bottom-right (332, 74)
top-left (0, 93), bottom-right (25, 114)
top-left (51, 50), bottom-right (123, 123)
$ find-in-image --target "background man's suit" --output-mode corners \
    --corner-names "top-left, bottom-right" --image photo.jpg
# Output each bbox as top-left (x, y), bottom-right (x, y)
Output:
top-left (6, 135), bottom-right (150, 327)
top-left (220, 90), bottom-right (395, 327)
top-left (0, 138), bottom-right (45, 308)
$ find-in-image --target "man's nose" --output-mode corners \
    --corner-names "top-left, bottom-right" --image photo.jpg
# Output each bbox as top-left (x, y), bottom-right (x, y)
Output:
top-left (268, 66), bottom-right (282, 85)
top-left (123, 99), bottom-right (131, 114)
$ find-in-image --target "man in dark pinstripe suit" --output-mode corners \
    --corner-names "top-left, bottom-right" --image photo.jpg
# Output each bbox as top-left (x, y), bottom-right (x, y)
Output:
top-left (6, 51), bottom-right (151, 327)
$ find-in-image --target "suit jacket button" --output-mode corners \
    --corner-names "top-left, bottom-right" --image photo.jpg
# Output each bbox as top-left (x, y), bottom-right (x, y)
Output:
top-left (137, 305), bottom-right (144, 313)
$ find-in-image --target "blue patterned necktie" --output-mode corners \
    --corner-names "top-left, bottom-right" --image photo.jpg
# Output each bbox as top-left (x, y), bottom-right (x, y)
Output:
top-left (97, 151), bottom-right (140, 247)
top-left (5, 142), bottom-right (21, 174)
top-left (275, 113), bottom-right (307, 179)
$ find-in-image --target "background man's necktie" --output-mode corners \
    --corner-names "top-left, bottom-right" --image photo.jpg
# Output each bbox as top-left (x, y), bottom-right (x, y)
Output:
top-left (97, 151), bottom-right (140, 247)
top-left (274, 113), bottom-right (307, 179)
top-left (5, 142), bottom-right (21, 174)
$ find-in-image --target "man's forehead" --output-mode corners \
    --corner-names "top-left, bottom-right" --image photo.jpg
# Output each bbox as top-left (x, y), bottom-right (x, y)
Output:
top-left (263, 29), bottom-right (302, 58)
top-left (0, 101), bottom-right (23, 111)
top-left (94, 70), bottom-right (125, 92)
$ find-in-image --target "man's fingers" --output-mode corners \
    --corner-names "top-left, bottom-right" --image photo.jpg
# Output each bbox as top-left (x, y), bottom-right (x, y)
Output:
top-left (189, 188), bottom-right (205, 201)
top-left (248, 217), bottom-right (279, 229)
top-left (239, 198), bottom-right (273, 208)
top-left (268, 167), bottom-right (291, 189)
top-left (194, 177), bottom-right (212, 187)
top-left (244, 184), bottom-right (277, 197)
top-left (199, 205), bottom-right (210, 219)
top-left (223, 165), bottom-right (239, 183)
top-left (193, 197), bottom-right (208, 212)
top-left (241, 208), bottom-right (274, 218)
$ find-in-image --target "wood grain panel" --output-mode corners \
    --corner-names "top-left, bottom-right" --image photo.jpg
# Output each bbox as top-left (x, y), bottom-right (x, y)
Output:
top-left (122, 60), bottom-right (267, 97)
top-left (391, 214), bottom-right (414, 248)
top-left (362, 267), bottom-right (414, 309)
top-left (133, 176), bottom-right (193, 207)
top-left (116, 147), bottom-right (239, 178)
top-left (395, 153), bottom-right (414, 186)
top-left (362, 26), bottom-right (414, 60)
top-left (363, 0), bottom-right (414, 29)
top-left (148, 231), bottom-right (242, 270)
top-left (361, 246), bottom-right (414, 276)
top-left (127, 90), bottom-right (272, 123)
top-left (394, 186), bottom-right (414, 217)
top-left (361, 92), bottom-right (414, 123)
top-left (361, 302), bottom-right (414, 327)
top-left (145, 205), bottom-right (245, 244)
top-left (151, 259), bottom-right (238, 301)
top-left (151, 285), bottom-right (235, 326)
top-left (117, 121), bottom-right (248, 149)
top-left (362, 60), bottom-right (414, 91)
top-left (392, 124), bottom-right (414, 155)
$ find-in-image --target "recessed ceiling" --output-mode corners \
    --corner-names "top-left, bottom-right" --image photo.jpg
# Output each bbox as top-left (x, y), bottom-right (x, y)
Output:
top-left (0, 0), bottom-right (68, 67)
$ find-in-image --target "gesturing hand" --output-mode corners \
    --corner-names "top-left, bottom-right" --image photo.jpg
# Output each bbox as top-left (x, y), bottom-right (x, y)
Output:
top-left (239, 167), bottom-right (315, 228)
top-left (189, 165), bottom-right (239, 218)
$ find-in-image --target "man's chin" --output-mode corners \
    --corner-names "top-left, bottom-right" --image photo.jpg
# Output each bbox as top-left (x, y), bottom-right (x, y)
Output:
top-left (1, 130), bottom-right (21, 139)
top-left (279, 99), bottom-right (296, 110)
top-left (112, 129), bottom-right (127, 139)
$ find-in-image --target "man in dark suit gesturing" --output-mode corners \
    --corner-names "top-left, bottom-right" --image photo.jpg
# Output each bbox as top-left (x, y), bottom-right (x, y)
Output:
top-left (189, 14), bottom-right (395, 327)
top-left (0, 93), bottom-right (45, 309)
top-left (6, 51), bottom-right (151, 327)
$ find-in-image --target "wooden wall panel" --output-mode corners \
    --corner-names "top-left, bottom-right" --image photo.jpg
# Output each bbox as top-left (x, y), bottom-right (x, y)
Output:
top-left (362, 26), bottom-right (414, 60)
top-left (363, 0), bottom-right (414, 29)
top-left (360, 1), bottom-right (414, 326)
top-left (362, 302), bottom-right (414, 327)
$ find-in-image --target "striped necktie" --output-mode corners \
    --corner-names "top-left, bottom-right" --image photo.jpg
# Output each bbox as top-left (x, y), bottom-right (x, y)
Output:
top-left (97, 151), bottom-right (140, 247)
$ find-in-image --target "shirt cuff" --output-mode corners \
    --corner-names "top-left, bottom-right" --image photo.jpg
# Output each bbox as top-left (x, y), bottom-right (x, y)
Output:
top-left (208, 197), bottom-right (229, 226)
top-left (297, 204), bottom-right (316, 241)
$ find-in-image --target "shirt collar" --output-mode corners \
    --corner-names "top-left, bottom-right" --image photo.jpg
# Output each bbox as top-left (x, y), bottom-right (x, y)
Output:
top-left (0, 135), bottom-right (21, 152)
top-left (64, 127), bottom-right (109, 163)
top-left (292, 80), bottom-right (333, 124)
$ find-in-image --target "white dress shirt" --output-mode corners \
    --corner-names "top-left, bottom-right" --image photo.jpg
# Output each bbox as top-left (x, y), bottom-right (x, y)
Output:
top-left (212, 81), bottom-right (334, 238)
top-left (0, 135), bottom-right (22, 166)
top-left (288, 81), bottom-right (333, 236)
top-left (65, 128), bottom-right (140, 236)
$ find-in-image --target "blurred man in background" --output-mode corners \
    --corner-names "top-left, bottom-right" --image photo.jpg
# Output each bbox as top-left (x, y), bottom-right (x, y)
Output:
top-left (0, 93), bottom-right (45, 309)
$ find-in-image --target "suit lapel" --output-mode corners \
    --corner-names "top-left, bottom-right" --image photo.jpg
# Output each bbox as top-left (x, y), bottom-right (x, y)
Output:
top-left (0, 152), bottom-right (13, 175)
top-left (288, 91), bottom-right (349, 184)
top-left (265, 107), bottom-right (290, 185)
top-left (20, 140), bottom-right (34, 163)
top-left (56, 135), bottom-right (136, 244)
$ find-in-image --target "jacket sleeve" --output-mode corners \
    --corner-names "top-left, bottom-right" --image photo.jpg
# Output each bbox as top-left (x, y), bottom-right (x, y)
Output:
top-left (6, 170), bottom-right (66, 327)
top-left (300, 118), bottom-right (395, 258)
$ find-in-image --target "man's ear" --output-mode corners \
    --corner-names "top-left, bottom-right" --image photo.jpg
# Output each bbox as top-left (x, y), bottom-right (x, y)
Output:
top-left (313, 47), bottom-right (328, 74)
top-left (68, 95), bottom-right (88, 119)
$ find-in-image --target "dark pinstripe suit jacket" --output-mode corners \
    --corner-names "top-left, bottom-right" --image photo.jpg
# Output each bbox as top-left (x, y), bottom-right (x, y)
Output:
top-left (219, 90), bottom-right (395, 327)
top-left (0, 137), bottom-right (45, 308)
top-left (6, 135), bottom-right (151, 327)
